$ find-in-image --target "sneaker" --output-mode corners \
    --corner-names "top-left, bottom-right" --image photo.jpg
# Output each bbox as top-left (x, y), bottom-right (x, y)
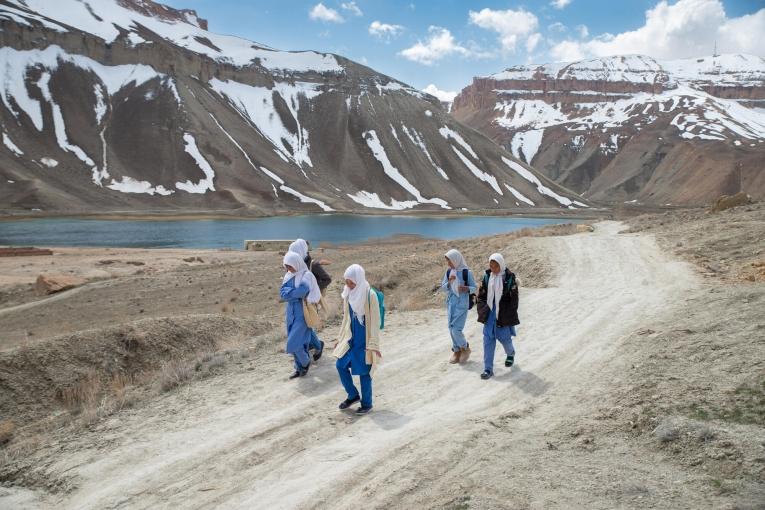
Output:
top-left (460, 345), bottom-right (471, 363)
top-left (449, 350), bottom-right (460, 364)
top-left (289, 371), bottom-right (301, 380)
top-left (355, 406), bottom-right (373, 415)
top-left (313, 341), bottom-right (325, 362)
top-left (299, 362), bottom-right (310, 377)
top-left (480, 370), bottom-right (493, 380)
top-left (505, 355), bottom-right (514, 367)
top-left (339, 396), bottom-right (360, 410)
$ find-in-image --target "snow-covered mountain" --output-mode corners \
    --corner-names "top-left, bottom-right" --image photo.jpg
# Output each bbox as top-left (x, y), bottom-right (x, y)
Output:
top-left (0, 0), bottom-right (587, 215)
top-left (452, 54), bottom-right (765, 205)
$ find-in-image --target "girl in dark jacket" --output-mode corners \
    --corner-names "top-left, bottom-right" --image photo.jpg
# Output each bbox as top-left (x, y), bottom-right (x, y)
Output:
top-left (289, 239), bottom-right (332, 361)
top-left (476, 253), bottom-right (519, 379)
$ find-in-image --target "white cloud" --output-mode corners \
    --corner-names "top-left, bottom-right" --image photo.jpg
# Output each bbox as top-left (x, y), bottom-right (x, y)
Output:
top-left (550, 40), bottom-right (586, 61)
top-left (550, 0), bottom-right (765, 62)
top-left (526, 33), bottom-right (542, 53)
top-left (423, 84), bottom-right (458, 103)
top-left (468, 8), bottom-right (539, 53)
top-left (369, 21), bottom-right (404, 39)
top-left (551, 0), bottom-right (573, 9)
top-left (341, 2), bottom-right (363, 16)
top-left (400, 26), bottom-right (475, 65)
top-left (548, 22), bottom-right (567, 33)
top-left (309, 3), bottom-right (344, 23)
top-left (576, 24), bottom-right (589, 38)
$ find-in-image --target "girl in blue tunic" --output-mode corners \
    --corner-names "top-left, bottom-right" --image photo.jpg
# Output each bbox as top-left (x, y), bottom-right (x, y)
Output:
top-left (476, 253), bottom-right (520, 380)
top-left (441, 249), bottom-right (477, 364)
top-left (280, 252), bottom-right (320, 379)
top-left (333, 264), bottom-right (382, 415)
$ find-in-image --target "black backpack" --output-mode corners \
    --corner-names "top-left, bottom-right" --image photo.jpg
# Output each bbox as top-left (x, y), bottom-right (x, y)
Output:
top-left (463, 268), bottom-right (476, 310)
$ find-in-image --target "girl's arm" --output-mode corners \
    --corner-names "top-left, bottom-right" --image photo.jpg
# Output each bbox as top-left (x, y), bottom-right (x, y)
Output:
top-left (439, 270), bottom-right (451, 293)
top-left (467, 270), bottom-right (478, 294)
top-left (280, 280), bottom-right (309, 301)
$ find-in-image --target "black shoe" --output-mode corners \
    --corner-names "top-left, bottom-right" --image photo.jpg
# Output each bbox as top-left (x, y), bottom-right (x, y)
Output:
top-left (505, 355), bottom-right (514, 367)
top-left (339, 396), bottom-right (360, 410)
top-left (355, 406), bottom-right (373, 415)
top-left (313, 341), bottom-right (325, 362)
top-left (480, 370), bottom-right (493, 380)
top-left (289, 371), bottom-right (301, 379)
top-left (299, 362), bottom-right (310, 377)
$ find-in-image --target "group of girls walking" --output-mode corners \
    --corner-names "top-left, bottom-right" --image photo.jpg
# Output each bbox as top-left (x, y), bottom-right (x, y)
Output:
top-left (280, 240), bottom-right (519, 416)
top-left (443, 249), bottom-right (520, 380)
top-left (280, 239), bottom-right (380, 415)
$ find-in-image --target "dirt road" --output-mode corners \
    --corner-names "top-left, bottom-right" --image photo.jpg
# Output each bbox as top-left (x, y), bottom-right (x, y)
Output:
top-left (5, 222), bottom-right (703, 509)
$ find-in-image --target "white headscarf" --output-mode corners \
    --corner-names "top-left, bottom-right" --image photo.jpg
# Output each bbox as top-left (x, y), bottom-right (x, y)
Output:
top-left (487, 253), bottom-right (506, 315)
top-left (283, 251), bottom-right (321, 303)
top-left (445, 248), bottom-right (468, 295)
top-left (341, 264), bottom-right (370, 320)
top-left (289, 239), bottom-right (309, 261)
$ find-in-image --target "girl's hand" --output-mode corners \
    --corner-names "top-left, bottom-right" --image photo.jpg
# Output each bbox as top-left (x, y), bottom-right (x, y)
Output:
top-left (366, 349), bottom-right (382, 357)
top-left (458, 285), bottom-right (469, 293)
top-left (448, 274), bottom-right (457, 282)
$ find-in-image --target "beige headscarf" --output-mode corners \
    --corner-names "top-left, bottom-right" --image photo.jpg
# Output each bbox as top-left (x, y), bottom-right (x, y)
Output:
top-left (487, 253), bottom-right (506, 315)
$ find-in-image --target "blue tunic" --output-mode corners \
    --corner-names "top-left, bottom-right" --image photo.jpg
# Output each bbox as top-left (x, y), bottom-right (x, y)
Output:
top-left (441, 268), bottom-right (477, 321)
top-left (441, 268), bottom-right (477, 351)
top-left (337, 305), bottom-right (371, 376)
top-left (279, 277), bottom-right (311, 355)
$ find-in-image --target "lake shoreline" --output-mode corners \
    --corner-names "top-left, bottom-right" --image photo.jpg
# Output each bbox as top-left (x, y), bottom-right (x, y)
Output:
top-left (0, 214), bottom-right (597, 250)
top-left (0, 207), bottom-right (610, 222)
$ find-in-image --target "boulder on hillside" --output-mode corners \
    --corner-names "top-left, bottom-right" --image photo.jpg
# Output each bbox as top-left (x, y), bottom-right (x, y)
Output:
top-left (709, 192), bottom-right (753, 213)
top-left (35, 274), bottom-right (87, 295)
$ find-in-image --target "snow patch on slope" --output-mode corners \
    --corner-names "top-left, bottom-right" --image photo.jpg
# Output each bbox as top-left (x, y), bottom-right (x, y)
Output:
top-left (451, 147), bottom-right (502, 195)
top-left (502, 156), bottom-right (581, 207)
top-left (510, 129), bottom-right (544, 163)
top-left (362, 130), bottom-right (450, 209)
top-left (176, 133), bottom-right (215, 193)
top-left (107, 176), bottom-right (173, 196)
top-left (3, 0), bottom-right (344, 73)
top-left (210, 78), bottom-right (323, 169)
top-left (2, 132), bottom-right (24, 156)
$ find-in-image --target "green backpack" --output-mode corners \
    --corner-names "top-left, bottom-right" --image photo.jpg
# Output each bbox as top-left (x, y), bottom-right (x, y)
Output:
top-left (368, 287), bottom-right (385, 330)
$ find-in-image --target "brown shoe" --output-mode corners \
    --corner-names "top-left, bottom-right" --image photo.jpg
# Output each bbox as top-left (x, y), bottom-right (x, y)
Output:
top-left (460, 346), bottom-right (471, 363)
top-left (449, 350), bottom-right (460, 364)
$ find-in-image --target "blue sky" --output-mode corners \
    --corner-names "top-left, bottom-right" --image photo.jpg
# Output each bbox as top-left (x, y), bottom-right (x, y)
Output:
top-left (162, 0), bottom-right (765, 96)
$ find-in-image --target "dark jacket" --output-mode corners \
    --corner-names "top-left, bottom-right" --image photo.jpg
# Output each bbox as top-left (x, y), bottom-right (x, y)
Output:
top-left (305, 254), bottom-right (332, 291)
top-left (476, 268), bottom-right (519, 327)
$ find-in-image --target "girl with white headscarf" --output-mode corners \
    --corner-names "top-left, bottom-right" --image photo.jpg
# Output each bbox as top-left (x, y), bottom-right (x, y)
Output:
top-left (475, 252), bottom-right (520, 379)
top-left (333, 264), bottom-right (381, 415)
top-left (279, 251), bottom-right (315, 379)
top-left (440, 249), bottom-right (477, 364)
top-left (289, 238), bottom-right (332, 361)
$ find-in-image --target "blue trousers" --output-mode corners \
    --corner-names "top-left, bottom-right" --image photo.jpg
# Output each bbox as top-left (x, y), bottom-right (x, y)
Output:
top-left (293, 343), bottom-right (310, 371)
top-left (308, 329), bottom-right (323, 351)
top-left (336, 359), bottom-right (372, 408)
top-left (447, 306), bottom-right (469, 352)
top-left (483, 309), bottom-right (516, 374)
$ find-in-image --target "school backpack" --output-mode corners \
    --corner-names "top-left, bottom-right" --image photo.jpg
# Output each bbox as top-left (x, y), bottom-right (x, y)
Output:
top-left (462, 268), bottom-right (476, 310)
top-left (368, 287), bottom-right (385, 330)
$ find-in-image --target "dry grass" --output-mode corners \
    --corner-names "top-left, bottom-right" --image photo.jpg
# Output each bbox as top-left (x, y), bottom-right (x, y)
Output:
top-left (57, 370), bottom-right (100, 413)
top-left (0, 420), bottom-right (14, 445)
top-left (158, 359), bottom-right (194, 392)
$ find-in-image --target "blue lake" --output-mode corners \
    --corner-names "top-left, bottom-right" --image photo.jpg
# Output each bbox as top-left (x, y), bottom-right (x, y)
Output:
top-left (0, 215), bottom-right (578, 249)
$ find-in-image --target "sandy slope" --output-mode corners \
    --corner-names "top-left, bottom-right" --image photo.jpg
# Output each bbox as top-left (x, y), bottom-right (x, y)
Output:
top-left (5, 222), bottom-right (701, 509)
